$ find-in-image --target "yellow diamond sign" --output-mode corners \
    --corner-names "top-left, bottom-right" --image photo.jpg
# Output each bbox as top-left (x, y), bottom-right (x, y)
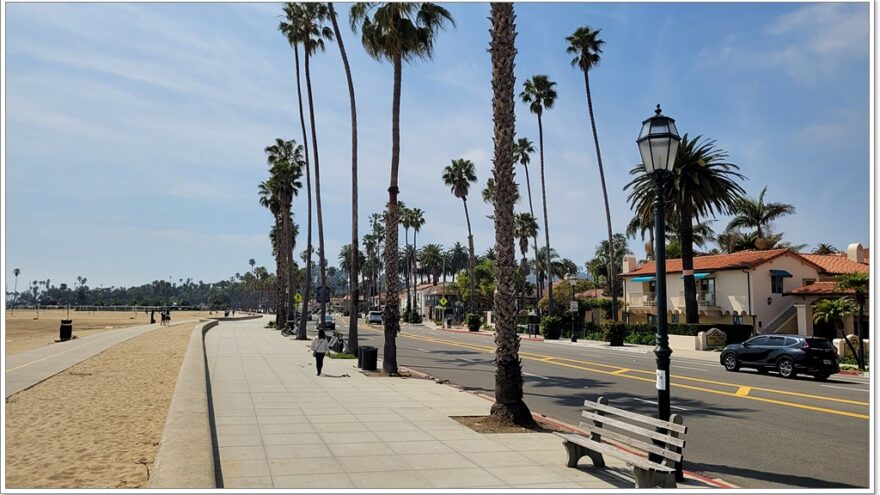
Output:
top-left (294, 293), bottom-right (303, 303)
top-left (439, 297), bottom-right (448, 306)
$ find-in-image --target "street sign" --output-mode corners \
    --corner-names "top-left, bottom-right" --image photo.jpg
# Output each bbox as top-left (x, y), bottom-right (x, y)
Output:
top-left (294, 293), bottom-right (303, 303)
top-left (315, 286), bottom-right (331, 303)
top-left (439, 297), bottom-right (448, 306)
top-left (569, 301), bottom-right (578, 313)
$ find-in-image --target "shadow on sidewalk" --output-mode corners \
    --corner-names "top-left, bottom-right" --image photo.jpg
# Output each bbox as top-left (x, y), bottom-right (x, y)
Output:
top-left (684, 461), bottom-right (862, 489)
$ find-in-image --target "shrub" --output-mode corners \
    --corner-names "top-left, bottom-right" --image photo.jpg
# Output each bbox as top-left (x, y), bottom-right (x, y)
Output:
top-left (541, 316), bottom-right (564, 340)
top-left (466, 312), bottom-right (482, 331)
top-left (410, 313), bottom-right (423, 324)
top-left (625, 332), bottom-right (656, 345)
top-left (343, 310), bottom-right (350, 316)
top-left (603, 322), bottom-right (628, 346)
top-left (584, 331), bottom-right (604, 341)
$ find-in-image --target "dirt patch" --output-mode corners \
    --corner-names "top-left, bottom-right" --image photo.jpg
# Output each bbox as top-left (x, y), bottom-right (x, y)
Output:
top-left (4, 309), bottom-right (214, 355)
top-left (451, 415), bottom-right (561, 434)
top-left (5, 321), bottom-right (198, 488)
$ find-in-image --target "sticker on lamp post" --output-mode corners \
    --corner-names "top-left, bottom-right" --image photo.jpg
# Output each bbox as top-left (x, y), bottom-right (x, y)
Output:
top-left (569, 301), bottom-right (578, 313)
top-left (656, 370), bottom-right (667, 390)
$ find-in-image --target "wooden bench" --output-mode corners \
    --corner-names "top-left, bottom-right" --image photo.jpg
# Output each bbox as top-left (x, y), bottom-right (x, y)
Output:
top-left (554, 396), bottom-right (687, 488)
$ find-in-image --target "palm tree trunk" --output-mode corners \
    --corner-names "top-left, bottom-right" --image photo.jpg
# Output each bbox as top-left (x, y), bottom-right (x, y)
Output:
top-left (537, 112), bottom-right (554, 315)
top-left (404, 229), bottom-right (411, 318)
top-left (382, 51), bottom-right (402, 374)
top-left (283, 208), bottom-right (295, 328)
top-left (583, 70), bottom-right (617, 321)
top-left (489, 2), bottom-right (533, 426)
top-left (293, 45), bottom-right (312, 340)
top-left (679, 203), bottom-right (699, 323)
top-left (412, 229), bottom-right (419, 317)
top-left (520, 256), bottom-right (527, 315)
top-left (463, 198), bottom-right (476, 313)
top-left (304, 50), bottom-right (328, 328)
top-left (522, 163), bottom-right (542, 306)
top-left (328, 2), bottom-right (359, 355)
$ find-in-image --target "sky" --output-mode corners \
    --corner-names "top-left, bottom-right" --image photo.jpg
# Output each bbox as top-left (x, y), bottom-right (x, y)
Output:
top-left (2, 2), bottom-right (872, 289)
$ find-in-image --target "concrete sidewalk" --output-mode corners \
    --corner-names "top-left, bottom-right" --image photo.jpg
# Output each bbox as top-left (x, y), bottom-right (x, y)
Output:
top-left (205, 316), bottom-right (654, 489)
top-left (4, 319), bottom-right (198, 398)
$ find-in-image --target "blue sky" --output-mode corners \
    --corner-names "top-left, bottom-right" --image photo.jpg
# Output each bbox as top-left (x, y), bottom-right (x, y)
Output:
top-left (3, 2), bottom-right (871, 288)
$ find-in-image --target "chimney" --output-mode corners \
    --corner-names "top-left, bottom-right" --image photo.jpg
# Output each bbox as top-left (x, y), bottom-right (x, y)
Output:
top-left (622, 254), bottom-right (638, 274)
top-left (846, 243), bottom-right (864, 263)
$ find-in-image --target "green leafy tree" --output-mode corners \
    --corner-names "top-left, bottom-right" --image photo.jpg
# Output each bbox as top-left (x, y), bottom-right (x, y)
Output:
top-left (813, 297), bottom-right (860, 362)
top-left (837, 273), bottom-right (869, 369)
top-left (520, 75), bottom-right (558, 315)
top-left (350, 2), bottom-right (454, 374)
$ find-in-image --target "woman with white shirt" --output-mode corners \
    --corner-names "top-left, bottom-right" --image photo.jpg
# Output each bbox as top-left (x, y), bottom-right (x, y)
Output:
top-left (310, 329), bottom-right (330, 376)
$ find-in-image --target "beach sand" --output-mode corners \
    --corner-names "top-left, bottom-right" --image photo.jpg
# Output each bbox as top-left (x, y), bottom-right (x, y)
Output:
top-left (4, 309), bottom-right (214, 355)
top-left (4, 320), bottom-right (198, 488)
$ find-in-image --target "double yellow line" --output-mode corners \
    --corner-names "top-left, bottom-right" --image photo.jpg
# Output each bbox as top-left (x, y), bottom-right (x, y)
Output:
top-left (362, 324), bottom-right (869, 420)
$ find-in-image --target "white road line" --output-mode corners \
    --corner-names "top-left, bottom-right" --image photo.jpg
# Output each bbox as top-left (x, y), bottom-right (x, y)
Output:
top-left (672, 365), bottom-right (711, 371)
top-left (523, 372), bottom-right (549, 380)
top-left (415, 348), bottom-right (430, 353)
top-left (820, 384), bottom-right (869, 392)
top-left (631, 398), bottom-right (689, 411)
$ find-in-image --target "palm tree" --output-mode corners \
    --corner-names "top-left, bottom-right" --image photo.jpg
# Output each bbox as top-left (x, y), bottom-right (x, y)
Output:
top-left (813, 297), bottom-right (860, 361)
top-left (442, 158), bottom-right (478, 313)
top-left (566, 25), bottom-right (618, 321)
top-left (812, 243), bottom-right (839, 255)
top-left (532, 247), bottom-right (564, 300)
top-left (625, 134), bottom-right (745, 323)
top-left (446, 242), bottom-right (468, 282)
top-left (328, 2), bottom-right (360, 354)
top-left (482, 177), bottom-right (520, 206)
top-left (399, 206), bottom-right (413, 316)
top-left (279, 4), bottom-right (315, 339)
top-left (726, 186), bottom-right (795, 250)
top-left (513, 137), bottom-right (541, 302)
top-left (419, 243), bottom-right (444, 285)
top-left (587, 234), bottom-right (631, 296)
top-left (520, 74), bottom-right (558, 315)
top-left (514, 213), bottom-right (539, 312)
top-left (489, 2), bottom-right (533, 427)
top-left (350, 2), bottom-right (454, 374)
top-left (410, 208), bottom-right (426, 311)
top-left (837, 273), bottom-right (869, 370)
top-left (12, 268), bottom-right (20, 312)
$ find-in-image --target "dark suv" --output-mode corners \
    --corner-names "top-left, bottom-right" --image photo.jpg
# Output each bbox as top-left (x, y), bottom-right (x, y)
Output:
top-left (720, 334), bottom-right (839, 380)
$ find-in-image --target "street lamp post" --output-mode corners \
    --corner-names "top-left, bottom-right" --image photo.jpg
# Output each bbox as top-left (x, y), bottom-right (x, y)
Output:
top-left (636, 104), bottom-right (681, 423)
top-left (567, 273), bottom-right (578, 342)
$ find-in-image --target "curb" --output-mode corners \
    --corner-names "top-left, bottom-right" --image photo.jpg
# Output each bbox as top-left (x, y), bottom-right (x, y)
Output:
top-left (436, 327), bottom-right (545, 342)
top-left (149, 320), bottom-right (219, 488)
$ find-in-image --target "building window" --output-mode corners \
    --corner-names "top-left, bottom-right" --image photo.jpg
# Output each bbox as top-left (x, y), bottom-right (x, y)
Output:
top-left (771, 275), bottom-right (784, 294)
top-left (648, 314), bottom-right (656, 325)
top-left (671, 313), bottom-right (680, 323)
top-left (733, 315), bottom-right (743, 325)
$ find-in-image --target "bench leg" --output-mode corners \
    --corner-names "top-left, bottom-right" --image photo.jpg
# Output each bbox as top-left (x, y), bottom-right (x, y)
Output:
top-left (562, 441), bottom-right (605, 468)
top-left (632, 467), bottom-right (676, 489)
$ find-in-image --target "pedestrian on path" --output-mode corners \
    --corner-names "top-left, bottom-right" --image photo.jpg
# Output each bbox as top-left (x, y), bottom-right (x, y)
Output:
top-left (310, 329), bottom-right (329, 376)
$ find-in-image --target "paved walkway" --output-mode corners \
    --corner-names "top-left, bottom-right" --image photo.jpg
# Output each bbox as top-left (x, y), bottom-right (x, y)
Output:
top-left (205, 316), bottom-right (640, 489)
top-left (4, 319), bottom-right (197, 398)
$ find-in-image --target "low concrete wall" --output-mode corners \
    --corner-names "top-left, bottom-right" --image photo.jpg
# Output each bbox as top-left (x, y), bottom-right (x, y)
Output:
top-left (149, 320), bottom-right (219, 488)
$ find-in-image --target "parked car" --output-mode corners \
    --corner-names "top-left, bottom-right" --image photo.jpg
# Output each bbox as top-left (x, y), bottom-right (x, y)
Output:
top-left (720, 334), bottom-right (839, 380)
top-left (367, 311), bottom-right (383, 325)
top-left (322, 314), bottom-right (335, 330)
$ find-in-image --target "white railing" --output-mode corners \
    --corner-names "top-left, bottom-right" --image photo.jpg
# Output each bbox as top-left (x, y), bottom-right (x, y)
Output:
top-left (676, 291), bottom-right (718, 308)
top-left (630, 292), bottom-right (657, 307)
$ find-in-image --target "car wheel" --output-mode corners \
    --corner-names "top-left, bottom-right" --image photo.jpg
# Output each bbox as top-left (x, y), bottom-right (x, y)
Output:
top-left (777, 358), bottom-right (797, 379)
top-left (722, 353), bottom-right (740, 372)
top-left (813, 372), bottom-right (830, 381)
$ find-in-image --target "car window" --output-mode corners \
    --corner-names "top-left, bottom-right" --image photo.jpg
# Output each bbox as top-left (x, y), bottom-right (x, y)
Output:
top-left (784, 337), bottom-right (799, 347)
top-left (747, 336), bottom-right (769, 346)
top-left (806, 338), bottom-right (835, 349)
top-left (767, 336), bottom-right (786, 347)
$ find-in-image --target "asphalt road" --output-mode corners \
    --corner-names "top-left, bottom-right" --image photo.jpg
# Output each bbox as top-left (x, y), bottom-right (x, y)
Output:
top-left (344, 318), bottom-right (870, 489)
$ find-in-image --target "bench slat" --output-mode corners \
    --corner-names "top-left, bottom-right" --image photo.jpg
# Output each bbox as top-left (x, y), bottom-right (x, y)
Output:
top-left (579, 422), bottom-right (682, 462)
top-left (584, 400), bottom-right (687, 434)
top-left (581, 410), bottom-right (685, 448)
top-left (555, 433), bottom-right (674, 473)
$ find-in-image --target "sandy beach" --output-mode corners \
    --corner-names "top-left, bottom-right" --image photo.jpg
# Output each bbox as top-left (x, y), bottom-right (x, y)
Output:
top-left (4, 309), bottom-right (214, 355)
top-left (4, 320), bottom-right (198, 488)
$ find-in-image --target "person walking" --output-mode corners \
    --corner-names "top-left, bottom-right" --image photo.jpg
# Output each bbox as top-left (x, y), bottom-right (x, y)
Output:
top-left (310, 329), bottom-right (329, 376)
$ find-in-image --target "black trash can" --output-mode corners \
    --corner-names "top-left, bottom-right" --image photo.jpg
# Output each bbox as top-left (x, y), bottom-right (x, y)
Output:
top-left (359, 346), bottom-right (378, 371)
top-left (59, 319), bottom-right (73, 341)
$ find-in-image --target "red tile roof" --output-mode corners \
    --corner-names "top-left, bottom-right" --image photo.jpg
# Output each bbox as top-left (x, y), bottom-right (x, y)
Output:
top-left (786, 281), bottom-right (855, 296)
top-left (622, 249), bottom-right (820, 276)
top-left (798, 254), bottom-right (869, 275)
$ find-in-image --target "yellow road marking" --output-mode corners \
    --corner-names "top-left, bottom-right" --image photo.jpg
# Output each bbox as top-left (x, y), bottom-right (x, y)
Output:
top-left (361, 325), bottom-right (869, 419)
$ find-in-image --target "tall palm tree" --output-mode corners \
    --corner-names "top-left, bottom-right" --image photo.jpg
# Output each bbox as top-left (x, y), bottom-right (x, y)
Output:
top-left (442, 158), bottom-right (478, 312)
top-left (280, 4), bottom-right (315, 339)
top-left (514, 212), bottom-right (539, 313)
top-left (513, 137), bottom-right (541, 302)
top-left (566, 26), bottom-right (617, 320)
top-left (350, 2), bottom-right (454, 374)
top-left (419, 243), bottom-right (443, 285)
top-left (399, 206), bottom-right (413, 316)
top-left (12, 268), bottom-right (20, 312)
top-left (294, 3), bottom-right (335, 328)
top-left (328, 1), bottom-right (360, 354)
top-left (520, 74), bottom-right (558, 315)
top-left (625, 134), bottom-right (745, 323)
top-left (726, 186), bottom-right (795, 250)
top-left (489, 2), bottom-right (533, 427)
top-left (837, 273), bottom-right (869, 370)
top-left (410, 207), bottom-right (426, 312)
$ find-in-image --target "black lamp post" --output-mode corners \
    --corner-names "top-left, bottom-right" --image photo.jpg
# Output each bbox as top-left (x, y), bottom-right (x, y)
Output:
top-left (636, 104), bottom-right (681, 422)
top-left (567, 273), bottom-right (578, 342)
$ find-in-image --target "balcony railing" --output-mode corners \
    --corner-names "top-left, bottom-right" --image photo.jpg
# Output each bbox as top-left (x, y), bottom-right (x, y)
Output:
top-left (629, 292), bottom-right (656, 307)
top-left (677, 291), bottom-right (718, 308)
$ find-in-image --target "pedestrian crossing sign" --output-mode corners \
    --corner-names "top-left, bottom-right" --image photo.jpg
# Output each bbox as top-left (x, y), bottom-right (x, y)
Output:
top-left (439, 297), bottom-right (448, 306)
top-left (294, 293), bottom-right (303, 303)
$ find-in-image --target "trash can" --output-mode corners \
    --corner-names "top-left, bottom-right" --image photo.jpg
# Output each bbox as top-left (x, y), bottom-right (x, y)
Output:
top-left (59, 319), bottom-right (73, 341)
top-left (446, 318), bottom-right (453, 328)
top-left (359, 346), bottom-right (378, 371)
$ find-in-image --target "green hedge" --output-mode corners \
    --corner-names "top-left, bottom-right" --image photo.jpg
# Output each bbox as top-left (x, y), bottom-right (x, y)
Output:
top-left (561, 321), bottom-right (752, 346)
